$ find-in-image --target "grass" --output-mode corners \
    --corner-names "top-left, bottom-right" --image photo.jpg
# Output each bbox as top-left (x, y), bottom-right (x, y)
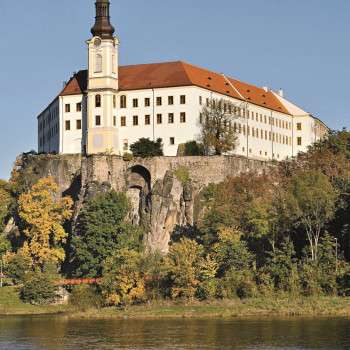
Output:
top-left (1, 286), bottom-right (350, 319)
top-left (0, 286), bottom-right (72, 316)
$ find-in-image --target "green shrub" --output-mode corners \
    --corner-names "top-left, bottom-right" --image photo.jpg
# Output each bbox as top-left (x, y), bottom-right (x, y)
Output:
top-left (5, 253), bottom-right (32, 285)
top-left (122, 152), bottom-right (133, 161)
top-left (174, 166), bottom-right (190, 185)
top-left (69, 285), bottom-right (103, 311)
top-left (130, 138), bottom-right (163, 158)
top-left (20, 269), bottom-right (58, 305)
top-left (184, 141), bottom-right (204, 156)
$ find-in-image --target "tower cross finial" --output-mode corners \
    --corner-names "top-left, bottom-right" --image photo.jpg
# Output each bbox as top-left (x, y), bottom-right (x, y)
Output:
top-left (91, 0), bottom-right (115, 39)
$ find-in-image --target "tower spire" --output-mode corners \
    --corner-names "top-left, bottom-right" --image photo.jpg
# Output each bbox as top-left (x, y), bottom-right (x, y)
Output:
top-left (91, 0), bottom-right (115, 39)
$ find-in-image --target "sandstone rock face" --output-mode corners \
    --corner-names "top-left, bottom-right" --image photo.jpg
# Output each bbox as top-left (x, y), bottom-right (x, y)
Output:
top-left (15, 153), bottom-right (269, 253)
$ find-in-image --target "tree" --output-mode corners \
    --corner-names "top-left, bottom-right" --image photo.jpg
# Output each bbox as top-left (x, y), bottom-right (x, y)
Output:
top-left (0, 180), bottom-right (13, 231)
top-left (165, 238), bottom-right (207, 299)
top-left (199, 98), bottom-right (238, 155)
top-left (71, 191), bottom-right (142, 277)
top-left (183, 141), bottom-right (204, 156)
top-left (101, 249), bottom-right (146, 306)
top-left (18, 177), bottom-right (73, 268)
top-left (286, 171), bottom-right (338, 261)
top-left (130, 138), bottom-right (163, 158)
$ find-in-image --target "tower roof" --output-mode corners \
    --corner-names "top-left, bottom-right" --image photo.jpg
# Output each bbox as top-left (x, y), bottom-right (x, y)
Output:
top-left (91, 0), bottom-right (115, 39)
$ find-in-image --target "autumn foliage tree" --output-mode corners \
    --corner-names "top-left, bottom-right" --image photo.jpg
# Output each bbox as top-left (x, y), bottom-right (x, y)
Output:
top-left (18, 177), bottom-right (73, 268)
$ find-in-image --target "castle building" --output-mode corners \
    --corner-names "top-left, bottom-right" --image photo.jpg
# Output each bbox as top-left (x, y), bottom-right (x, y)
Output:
top-left (37, 0), bottom-right (328, 160)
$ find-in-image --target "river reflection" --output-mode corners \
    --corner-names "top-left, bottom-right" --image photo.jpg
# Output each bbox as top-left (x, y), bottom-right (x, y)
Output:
top-left (0, 317), bottom-right (349, 349)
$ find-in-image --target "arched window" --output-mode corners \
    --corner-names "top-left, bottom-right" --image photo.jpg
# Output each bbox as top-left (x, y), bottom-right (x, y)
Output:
top-left (95, 54), bottom-right (102, 73)
top-left (120, 95), bottom-right (127, 108)
top-left (95, 94), bottom-right (101, 108)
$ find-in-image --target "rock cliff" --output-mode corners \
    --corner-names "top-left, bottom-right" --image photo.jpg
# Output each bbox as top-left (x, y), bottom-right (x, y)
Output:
top-left (14, 154), bottom-right (269, 253)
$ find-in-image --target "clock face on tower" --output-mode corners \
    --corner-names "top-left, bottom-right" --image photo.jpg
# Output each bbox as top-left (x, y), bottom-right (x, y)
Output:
top-left (94, 38), bottom-right (102, 48)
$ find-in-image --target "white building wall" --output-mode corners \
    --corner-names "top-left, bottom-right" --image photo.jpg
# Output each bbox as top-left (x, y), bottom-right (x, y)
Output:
top-left (38, 86), bottom-right (326, 160)
top-left (60, 95), bottom-right (84, 154)
top-left (38, 98), bottom-right (60, 154)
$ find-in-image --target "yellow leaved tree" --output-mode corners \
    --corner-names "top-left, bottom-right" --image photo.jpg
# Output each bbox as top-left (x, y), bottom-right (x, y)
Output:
top-left (18, 177), bottom-right (73, 268)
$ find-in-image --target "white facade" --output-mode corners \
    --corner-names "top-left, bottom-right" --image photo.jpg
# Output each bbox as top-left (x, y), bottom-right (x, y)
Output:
top-left (37, 1), bottom-right (328, 160)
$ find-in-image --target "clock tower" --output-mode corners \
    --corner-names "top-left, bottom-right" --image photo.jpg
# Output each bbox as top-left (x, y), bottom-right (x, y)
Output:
top-left (85, 0), bottom-right (119, 155)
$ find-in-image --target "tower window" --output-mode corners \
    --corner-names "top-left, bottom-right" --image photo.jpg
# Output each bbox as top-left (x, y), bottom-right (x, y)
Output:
top-left (145, 115), bottom-right (151, 125)
top-left (95, 54), bottom-right (102, 73)
top-left (168, 96), bottom-right (174, 105)
top-left (180, 112), bottom-right (186, 123)
top-left (133, 115), bottom-right (139, 126)
top-left (76, 103), bottom-right (82, 112)
top-left (95, 95), bottom-right (101, 108)
top-left (76, 120), bottom-right (82, 130)
top-left (180, 95), bottom-right (186, 104)
top-left (65, 104), bottom-right (70, 113)
top-left (168, 113), bottom-right (174, 124)
top-left (65, 120), bottom-right (71, 131)
top-left (95, 115), bottom-right (101, 126)
top-left (120, 95), bottom-right (127, 108)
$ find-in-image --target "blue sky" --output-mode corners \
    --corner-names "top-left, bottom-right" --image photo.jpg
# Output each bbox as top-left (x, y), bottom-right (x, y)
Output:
top-left (0, 0), bottom-right (349, 179)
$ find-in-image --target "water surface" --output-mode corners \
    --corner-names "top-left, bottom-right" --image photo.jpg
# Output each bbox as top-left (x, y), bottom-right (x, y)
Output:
top-left (0, 316), bottom-right (349, 349)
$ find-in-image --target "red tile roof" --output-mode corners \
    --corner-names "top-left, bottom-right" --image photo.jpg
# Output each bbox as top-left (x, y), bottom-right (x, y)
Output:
top-left (60, 61), bottom-right (291, 115)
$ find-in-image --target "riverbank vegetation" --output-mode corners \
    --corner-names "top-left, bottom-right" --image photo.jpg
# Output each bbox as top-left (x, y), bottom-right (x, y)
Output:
top-left (1, 130), bottom-right (350, 315)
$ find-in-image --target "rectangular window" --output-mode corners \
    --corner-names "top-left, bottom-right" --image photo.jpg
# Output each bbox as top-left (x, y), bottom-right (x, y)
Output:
top-left (170, 137), bottom-right (175, 145)
top-left (76, 119), bottom-right (82, 130)
top-left (133, 115), bottom-right (139, 126)
top-left (180, 95), bottom-right (186, 104)
top-left (76, 103), bottom-right (82, 112)
top-left (145, 115), bottom-right (150, 125)
top-left (145, 98), bottom-right (150, 107)
top-left (95, 115), bottom-right (101, 126)
top-left (113, 95), bottom-right (116, 108)
top-left (168, 96), bottom-right (174, 105)
top-left (65, 104), bottom-right (70, 113)
top-left (297, 123), bottom-right (302, 131)
top-left (113, 116), bottom-right (116, 126)
top-left (199, 113), bottom-right (203, 124)
top-left (297, 137), bottom-right (302, 146)
top-left (199, 96), bottom-right (203, 105)
top-left (133, 99), bottom-right (138, 108)
top-left (157, 114), bottom-right (162, 124)
top-left (168, 113), bottom-right (174, 124)
top-left (65, 120), bottom-right (71, 131)
top-left (121, 116), bottom-right (126, 127)
top-left (180, 112), bottom-right (186, 123)
top-left (156, 97), bottom-right (162, 106)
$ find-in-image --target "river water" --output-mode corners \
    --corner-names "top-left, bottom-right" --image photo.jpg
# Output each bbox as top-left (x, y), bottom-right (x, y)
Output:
top-left (0, 317), bottom-right (349, 350)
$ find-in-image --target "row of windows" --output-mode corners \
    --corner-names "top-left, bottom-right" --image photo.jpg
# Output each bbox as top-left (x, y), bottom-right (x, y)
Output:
top-left (65, 120), bottom-right (82, 131)
top-left (65, 102), bottom-right (82, 113)
top-left (120, 95), bottom-right (186, 109)
top-left (241, 147), bottom-right (283, 159)
top-left (234, 123), bottom-right (292, 146)
top-left (38, 107), bottom-right (59, 131)
top-left (39, 123), bottom-right (59, 147)
top-left (199, 97), bottom-right (293, 130)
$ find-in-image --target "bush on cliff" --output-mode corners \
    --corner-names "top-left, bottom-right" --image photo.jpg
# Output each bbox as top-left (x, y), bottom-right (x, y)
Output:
top-left (130, 138), bottom-right (163, 158)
